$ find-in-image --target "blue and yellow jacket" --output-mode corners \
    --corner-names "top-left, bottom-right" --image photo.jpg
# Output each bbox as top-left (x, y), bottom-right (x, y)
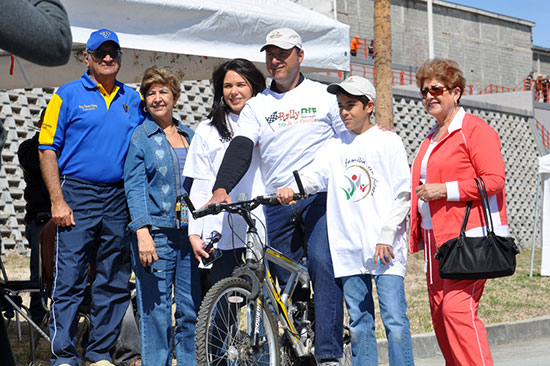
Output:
top-left (39, 72), bottom-right (144, 183)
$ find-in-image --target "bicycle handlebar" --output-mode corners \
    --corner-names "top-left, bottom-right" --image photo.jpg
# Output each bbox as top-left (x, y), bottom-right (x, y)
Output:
top-left (183, 170), bottom-right (308, 220)
top-left (182, 193), bottom-right (305, 219)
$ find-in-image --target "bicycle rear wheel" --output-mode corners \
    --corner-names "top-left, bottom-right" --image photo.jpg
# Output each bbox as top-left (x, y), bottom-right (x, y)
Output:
top-left (195, 277), bottom-right (280, 366)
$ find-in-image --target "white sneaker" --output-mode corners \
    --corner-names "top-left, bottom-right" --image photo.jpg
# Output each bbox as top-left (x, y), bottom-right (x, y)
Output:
top-left (88, 361), bottom-right (115, 366)
top-left (318, 360), bottom-right (340, 366)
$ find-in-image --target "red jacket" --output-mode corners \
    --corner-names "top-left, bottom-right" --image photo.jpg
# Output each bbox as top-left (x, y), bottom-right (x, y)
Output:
top-left (409, 110), bottom-right (508, 253)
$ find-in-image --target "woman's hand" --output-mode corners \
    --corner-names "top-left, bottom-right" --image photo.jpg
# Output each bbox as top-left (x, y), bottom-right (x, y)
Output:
top-left (276, 187), bottom-right (297, 205)
top-left (415, 183), bottom-right (447, 202)
top-left (189, 234), bottom-right (211, 262)
top-left (376, 124), bottom-right (394, 132)
top-left (374, 244), bottom-right (395, 266)
top-left (136, 227), bottom-right (158, 267)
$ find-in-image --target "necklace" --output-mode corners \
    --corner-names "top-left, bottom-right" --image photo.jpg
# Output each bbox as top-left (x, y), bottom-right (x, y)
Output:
top-left (164, 125), bottom-right (178, 136)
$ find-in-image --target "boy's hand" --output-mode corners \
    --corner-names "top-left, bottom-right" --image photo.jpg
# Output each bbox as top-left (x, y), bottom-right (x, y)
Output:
top-left (276, 187), bottom-right (297, 205)
top-left (374, 244), bottom-right (395, 266)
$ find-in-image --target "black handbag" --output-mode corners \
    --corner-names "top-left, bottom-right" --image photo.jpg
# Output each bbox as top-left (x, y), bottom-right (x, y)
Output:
top-left (435, 177), bottom-right (520, 280)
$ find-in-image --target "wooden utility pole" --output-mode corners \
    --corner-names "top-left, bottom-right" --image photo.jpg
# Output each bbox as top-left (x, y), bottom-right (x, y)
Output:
top-left (374, 0), bottom-right (393, 128)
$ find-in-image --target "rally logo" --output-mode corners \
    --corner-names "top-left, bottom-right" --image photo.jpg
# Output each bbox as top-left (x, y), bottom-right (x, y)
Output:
top-left (265, 107), bottom-right (318, 130)
top-left (300, 107), bottom-right (317, 118)
top-left (341, 164), bottom-right (373, 201)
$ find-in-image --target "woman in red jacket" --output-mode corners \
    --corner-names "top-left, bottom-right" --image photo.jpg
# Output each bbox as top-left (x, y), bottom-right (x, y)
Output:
top-left (410, 58), bottom-right (509, 366)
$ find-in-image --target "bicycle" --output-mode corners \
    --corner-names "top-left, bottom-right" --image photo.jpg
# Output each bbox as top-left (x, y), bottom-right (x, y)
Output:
top-left (184, 172), bottom-right (351, 366)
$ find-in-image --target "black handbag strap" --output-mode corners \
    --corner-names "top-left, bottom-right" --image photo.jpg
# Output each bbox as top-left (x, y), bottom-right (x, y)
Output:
top-left (459, 201), bottom-right (472, 236)
top-left (474, 177), bottom-right (495, 234)
top-left (458, 177), bottom-right (493, 237)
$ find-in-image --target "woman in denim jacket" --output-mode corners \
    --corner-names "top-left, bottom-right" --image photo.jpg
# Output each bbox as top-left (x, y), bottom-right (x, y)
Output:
top-left (124, 67), bottom-right (201, 366)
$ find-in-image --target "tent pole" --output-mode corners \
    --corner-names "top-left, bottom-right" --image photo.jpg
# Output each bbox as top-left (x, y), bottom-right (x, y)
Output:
top-left (530, 173), bottom-right (542, 277)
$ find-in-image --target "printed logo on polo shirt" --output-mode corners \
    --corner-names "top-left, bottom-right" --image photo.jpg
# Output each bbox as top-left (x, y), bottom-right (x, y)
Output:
top-left (122, 104), bottom-right (129, 114)
top-left (341, 157), bottom-right (377, 202)
top-left (79, 104), bottom-right (98, 111)
top-left (265, 107), bottom-right (318, 130)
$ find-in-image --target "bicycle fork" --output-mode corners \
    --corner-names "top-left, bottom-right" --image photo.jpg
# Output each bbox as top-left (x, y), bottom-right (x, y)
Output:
top-left (250, 297), bottom-right (263, 347)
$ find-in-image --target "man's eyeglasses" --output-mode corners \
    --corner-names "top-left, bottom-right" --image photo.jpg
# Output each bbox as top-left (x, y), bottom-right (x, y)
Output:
top-left (89, 49), bottom-right (122, 60)
top-left (420, 86), bottom-right (448, 97)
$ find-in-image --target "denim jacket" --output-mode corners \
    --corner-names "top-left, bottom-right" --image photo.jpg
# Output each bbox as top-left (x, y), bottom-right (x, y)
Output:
top-left (124, 115), bottom-right (194, 232)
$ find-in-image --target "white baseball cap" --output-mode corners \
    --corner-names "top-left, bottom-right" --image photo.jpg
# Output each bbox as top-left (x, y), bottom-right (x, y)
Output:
top-left (260, 28), bottom-right (302, 52)
top-left (327, 76), bottom-right (376, 102)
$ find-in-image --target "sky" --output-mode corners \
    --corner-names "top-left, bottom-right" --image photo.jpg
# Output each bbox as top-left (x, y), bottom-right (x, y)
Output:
top-left (448, 0), bottom-right (550, 48)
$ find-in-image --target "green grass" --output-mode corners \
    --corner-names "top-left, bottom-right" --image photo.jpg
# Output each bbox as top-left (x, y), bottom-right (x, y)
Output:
top-left (3, 248), bottom-right (550, 363)
top-left (371, 248), bottom-right (550, 338)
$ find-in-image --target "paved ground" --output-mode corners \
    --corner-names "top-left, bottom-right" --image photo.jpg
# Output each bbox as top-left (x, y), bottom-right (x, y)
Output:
top-left (409, 336), bottom-right (550, 366)
top-left (377, 316), bottom-right (550, 365)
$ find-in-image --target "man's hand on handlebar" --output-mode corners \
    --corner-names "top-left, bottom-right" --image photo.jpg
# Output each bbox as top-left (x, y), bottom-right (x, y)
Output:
top-left (206, 188), bottom-right (233, 206)
top-left (276, 187), bottom-right (298, 205)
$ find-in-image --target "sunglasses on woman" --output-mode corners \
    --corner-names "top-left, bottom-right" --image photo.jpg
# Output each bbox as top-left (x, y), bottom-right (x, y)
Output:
top-left (420, 86), bottom-right (448, 97)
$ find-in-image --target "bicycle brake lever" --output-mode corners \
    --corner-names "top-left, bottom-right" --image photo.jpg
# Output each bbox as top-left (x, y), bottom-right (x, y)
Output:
top-left (181, 194), bottom-right (196, 215)
top-left (193, 205), bottom-right (217, 218)
top-left (293, 170), bottom-right (307, 198)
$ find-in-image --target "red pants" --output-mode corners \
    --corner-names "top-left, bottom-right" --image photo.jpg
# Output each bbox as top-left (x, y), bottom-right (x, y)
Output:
top-left (423, 229), bottom-right (493, 366)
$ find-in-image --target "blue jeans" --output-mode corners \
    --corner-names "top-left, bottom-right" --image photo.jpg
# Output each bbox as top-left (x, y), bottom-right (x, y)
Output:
top-left (210, 248), bottom-right (246, 286)
top-left (342, 274), bottom-right (414, 366)
top-left (264, 192), bottom-right (343, 359)
top-left (131, 226), bottom-right (202, 366)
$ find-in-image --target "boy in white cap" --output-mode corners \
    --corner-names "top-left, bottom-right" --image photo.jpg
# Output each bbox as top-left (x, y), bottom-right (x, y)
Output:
top-left (278, 76), bottom-right (414, 366)
top-left (208, 27), bottom-right (347, 365)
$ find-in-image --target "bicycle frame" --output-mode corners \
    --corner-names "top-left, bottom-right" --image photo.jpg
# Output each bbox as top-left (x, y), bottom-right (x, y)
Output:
top-left (235, 217), bottom-right (314, 358)
top-left (184, 185), bottom-right (317, 361)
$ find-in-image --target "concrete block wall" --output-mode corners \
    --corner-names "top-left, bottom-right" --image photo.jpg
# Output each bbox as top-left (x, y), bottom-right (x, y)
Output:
top-left (1, 83), bottom-right (539, 252)
top-left (0, 82), bottom-right (212, 253)
top-left (331, 0), bottom-right (533, 91)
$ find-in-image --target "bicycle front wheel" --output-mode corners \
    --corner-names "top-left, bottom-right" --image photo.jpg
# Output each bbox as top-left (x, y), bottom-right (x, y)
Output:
top-left (195, 277), bottom-right (280, 366)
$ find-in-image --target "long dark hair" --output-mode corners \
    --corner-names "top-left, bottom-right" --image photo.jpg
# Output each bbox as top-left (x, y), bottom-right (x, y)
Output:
top-left (208, 58), bottom-right (266, 139)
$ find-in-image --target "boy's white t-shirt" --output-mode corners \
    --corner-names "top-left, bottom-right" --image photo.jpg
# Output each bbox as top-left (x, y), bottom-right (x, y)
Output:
top-left (183, 113), bottom-right (265, 250)
top-left (294, 126), bottom-right (411, 278)
top-left (236, 78), bottom-right (346, 194)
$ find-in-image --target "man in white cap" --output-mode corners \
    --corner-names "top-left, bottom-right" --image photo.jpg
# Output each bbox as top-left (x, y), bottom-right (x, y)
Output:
top-left (39, 28), bottom-right (144, 366)
top-left (278, 76), bottom-right (414, 366)
top-left (208, 27), bottom-right (347, 365)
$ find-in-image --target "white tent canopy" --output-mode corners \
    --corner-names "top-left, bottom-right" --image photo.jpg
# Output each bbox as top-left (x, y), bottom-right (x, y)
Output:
top-left (1, 0), bottom-right (349, 89)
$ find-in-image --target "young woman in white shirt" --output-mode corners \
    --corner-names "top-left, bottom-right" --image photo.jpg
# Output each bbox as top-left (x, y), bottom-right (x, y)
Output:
top-left (183, 58), bottom-right (266, 286)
